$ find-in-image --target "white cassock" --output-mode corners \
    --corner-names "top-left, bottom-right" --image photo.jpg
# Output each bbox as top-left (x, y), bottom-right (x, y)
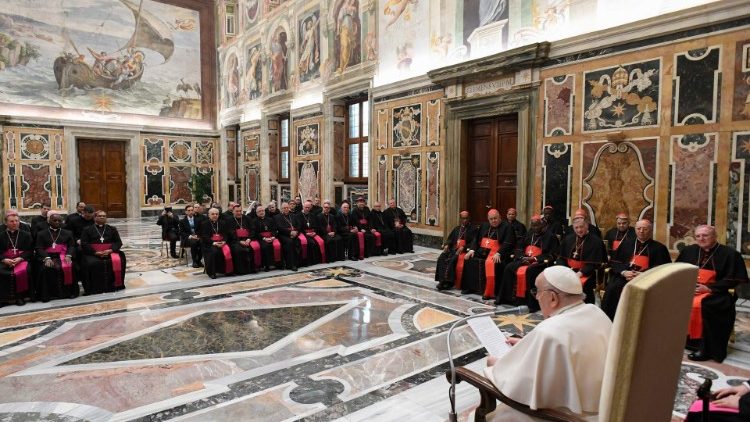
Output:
top-left (483, 303), bottom-right (612, 421)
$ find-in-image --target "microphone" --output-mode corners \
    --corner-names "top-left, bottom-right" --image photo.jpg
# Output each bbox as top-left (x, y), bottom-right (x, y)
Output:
top-left (446, 306), bottom-right (526, 422)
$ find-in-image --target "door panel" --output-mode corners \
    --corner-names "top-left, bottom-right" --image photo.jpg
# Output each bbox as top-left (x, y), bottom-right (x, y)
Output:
top-left (78, 140), bottom-right (127, 218)
top-left (466, 116), bottom-right (518, 223)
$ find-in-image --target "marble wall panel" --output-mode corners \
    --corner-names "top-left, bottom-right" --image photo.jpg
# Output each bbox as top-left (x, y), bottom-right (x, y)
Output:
top-left (243, 132), bottom-right (260, 162)
top-left (269, 131), bottom-right (279, 181)
top-left (377, 155), bottom-right (387, 204)
top-left (20, 164), bottom-right (50, 208)
top-left (333, 121), bottom-right (345, 182)
top-left (296, 123), bottom-right (320, 156)
top-left (732, 39), bottom-right (750, 121)
top-left (673, 46), bottom-right (721, 125)
top-left (425, 151), bottom-right (439, 226)
top-left (347, 185), bottom-right (368, 205)
top-left (582, 58), bottom-right (660, 132)
top-left (392, 154), bottom-right (421, 222)
top-left (392, 104), bottom-right (422, 147)
top-left (544, 75), bottom-right (575, 136)
top-left (3, 127), bottom-right (65, 212)
top-left (245, 165), bottom-right (260, 203)
top-left (280, 184), bottom-right (292, 203)
top-left (227, 130), bottom-right (237, 181)
top-left (581, 139), bottom-right (657, 227)
top-left (297, 160), bottom-right (320, 201)
top-left (668, 133), bottom-right (718, 251)
top-left (542, 143), bottom-right (572, 225)
top-left (376, 108), bottom-right (389, 150)
top-left (425, 99), bottom-right (441, 146)
top-left (170, 166), bottom-right (193, 205)
top-left (729, 132), bottom-right (750, 257)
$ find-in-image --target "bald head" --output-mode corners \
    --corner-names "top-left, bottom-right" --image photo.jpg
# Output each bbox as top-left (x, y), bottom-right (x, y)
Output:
top-left (487, 209), bottom-right (500, 227)
top-left (634, 219), bottom-right (652, 242)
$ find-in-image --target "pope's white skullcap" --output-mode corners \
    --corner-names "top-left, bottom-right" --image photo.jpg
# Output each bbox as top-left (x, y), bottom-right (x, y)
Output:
top-left (542, 266), bottom-right (583, 295)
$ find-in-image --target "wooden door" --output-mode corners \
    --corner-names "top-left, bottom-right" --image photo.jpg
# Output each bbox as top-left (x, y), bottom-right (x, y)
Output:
top-left (78, 140), bottom-right (127, 217)
top-left (466, 115), bottom-right (518, 224)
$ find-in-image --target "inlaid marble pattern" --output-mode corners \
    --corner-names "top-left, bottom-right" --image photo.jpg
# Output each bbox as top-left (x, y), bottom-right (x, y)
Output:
top-left (729, 132), bottom-right (750, 257)
top-left (544, 75), bottom-right (575, 136)
top-left (581, 140), bottom-right (657, 226)
top-left (542, 143), bottom-right (572, 225)
top-left (426, 152), bottom-right (440, 226)
top-left (668, 133), bottom-right (718, 251)
top-left (672, 46), bottom-right (721, 126)
top-left (732, 39), bottom-right (750, 121)
top-left (392, 154), bottom-right (421, 223)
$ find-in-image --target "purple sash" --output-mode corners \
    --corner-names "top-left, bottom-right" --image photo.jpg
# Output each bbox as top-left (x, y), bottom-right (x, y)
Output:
top-left (260, 231), bottom-right (281, 263)
top-left (46, 244), bottom-right (73, 286)
top-left (210, 234), bottom-right (234, 274)
top-left (90, 243), bottom-right (123, 287)
top-left (2, 249), bottom-right (28, 293)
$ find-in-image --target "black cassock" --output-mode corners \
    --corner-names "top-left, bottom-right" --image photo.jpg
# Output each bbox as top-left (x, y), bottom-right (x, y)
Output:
top-left (383, 207), bottom-right (414, 253)
top-left (604, 226), bottom-right (635, 258)
top-left (686, 379), bottom-right (750, 421)
top-left (508, 220), bottom-right (527, 244)
top-left (676, 243), bottom-right (748, 362)
top-left (462, 222), bottom-right (515, 298)
top-left (254, 216), bottom-right (283, 269)
top-left (273, 213), bottom-right (301, 269)
top-left (351, 207), bottom-right (377, 258)
top-left (228, 215), bottom-right (258, 275)
top-left (0, 230), bottom-right (34, 303)
top-left (80, 224), bottom-right (127, 294)
top-left (198, 219), bottom-right (236, 277)
top-left (555, 233), bottom-right (606, 304)
top-left (336, 212), bottom-right (361, 260)
top-left (601, 237), bottom-right (671, 320)
top-left (435, 223), bottom-right (477, 289)
top-left (36, 228), bottom-right (78, 301)
top-left (316, 212), bottom-right (344, 263)
top-left (370, 210), bottom-right (396, 255)
top-left (294, 212), bottom-right (325, 266)
top-left (498, 229), bottom-right (559, 310)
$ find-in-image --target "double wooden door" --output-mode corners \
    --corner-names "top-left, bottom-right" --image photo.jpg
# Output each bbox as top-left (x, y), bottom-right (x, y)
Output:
top-left (78, 139), bottom-right (127, 218)
top-left (466, 115), bottom-right (518, 224)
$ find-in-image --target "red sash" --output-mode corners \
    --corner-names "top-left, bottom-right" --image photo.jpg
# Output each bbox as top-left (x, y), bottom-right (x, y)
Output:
top-left (235, 228), bottom-right (249, 239)
top-left (689, 269), bottom-right (716, 339)
top-left (630, 255), bottom-right (649, 271)
top-left (566, 258), bottom-right (589, 285)
top-left (454, 239), bottom-right (466, 289)
top-left (249, 240), bottom-right (262, 268)
top-left (689, 399), bottom-right (740, 414)
top-left (516, 245), bottom-right (543, 298)
top-left (612, 240), bottom-right (622, 251)
top-left (307, 229), bottom-right (326, 263)
top-left (372, 231), bottom-right (382, 247)
top-left (45, 244), bottom-right (73, 286)
top-left (2, 249), bottom-right (29, 293)
top-left (480, 237), bottom-right (501, 297)
top-left (357, 231), bottom-right (365, 260)
top-left (90, 243), bottom-right (123, 287)
top-left (260, 231), bottom-right (282, 263)
top-left (210, 234), bottom-right (233, 274)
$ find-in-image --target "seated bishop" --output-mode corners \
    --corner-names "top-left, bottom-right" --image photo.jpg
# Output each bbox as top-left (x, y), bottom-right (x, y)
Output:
top-left (436, 211), bottom-right (476, 291)
top-left (294, 200), bottom-right (326, 266)
top-left (351, 197), bottom-right (378, 258)
top-left (369, 202), bottom-right (396, 255)
top-left (316, 200), bottom-right (344, 262)
top-left (383, 198), bottom-right (414, 253)
top-left (228, 204), bottom-right (259, 275)
top-left (555, 216), bottom-right (606, 304)
top-left (604, 212), bottom-right (635, 258)
top-left (36, 212), bottom-right (78, 302)
top-left (0, 212), bottom-right (34, 306)
top-left (199, 207), bottom-right (236, 279)
top-left (496, 214), bottom-right (559, 311)
top-left (462, 209), bottom-right (516, 300)
top-left (80, 211), bottom-right (126, 294)
top-left (253, 205), bottom-right (283, 271)
top-left (601, 219), bottom-right (670, 320)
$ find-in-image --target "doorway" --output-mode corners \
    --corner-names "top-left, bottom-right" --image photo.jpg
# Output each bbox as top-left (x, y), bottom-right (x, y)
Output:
top-left (78, 139), bottom-right (127, 218)
top-left (465, 114), bottom-right (518, 224)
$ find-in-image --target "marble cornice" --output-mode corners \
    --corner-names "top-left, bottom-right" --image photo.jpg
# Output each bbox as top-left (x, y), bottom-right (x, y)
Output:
top-left (323, 62), bottom-right (377, 99)
top-left (371, 74), bottom-right (434, 101)
top-left (1, 116), bottom-right (219, 137)
top-left (427, 42), bottom-right (550, 86)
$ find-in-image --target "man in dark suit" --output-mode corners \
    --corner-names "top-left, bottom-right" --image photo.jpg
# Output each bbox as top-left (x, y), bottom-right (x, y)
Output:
top-left (179, 204), bottom-right (203, 267)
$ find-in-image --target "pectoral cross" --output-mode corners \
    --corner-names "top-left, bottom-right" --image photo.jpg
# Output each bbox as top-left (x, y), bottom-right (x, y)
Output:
top-left (484, 239), bottom-right (490, 247)
top-left (12, 248), bottom-right (17, 255)
top-left (572, 251), bottom-right (578, 259)
top-left (100, 237), bottom-right (104, 243)
top-left (52, 242), bottom-right (57, 248)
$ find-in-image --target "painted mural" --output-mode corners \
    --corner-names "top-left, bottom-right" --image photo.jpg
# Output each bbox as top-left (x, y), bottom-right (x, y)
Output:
top-left (462, 0), bottom-right (509, 58)
top-left (0, 0), bottom-right (203, 119)
top-left (331, 0), bottom-right (361, 74)
top-left (244, 0), bottom-right (260, 30)
top-left (224, 52), bottom-right (240, 108)
top-left (296, 123), bottom-right (319, 156)
top-left (298, 10), bottom-right (320, 83)
top-left (268, 25), bottom-right (289, 93)
top-left (378, 0), bottom-right (429, 79)
top-left (244, 42), bottom-right (262, 100)
top-left (392, 104), bottom-right (421, 147)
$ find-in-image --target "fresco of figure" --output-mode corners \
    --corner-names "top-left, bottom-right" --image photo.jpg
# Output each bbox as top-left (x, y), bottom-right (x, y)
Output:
top-left (334, 0), bottom-right (361, 73)
top-left (269, 29), bottom-right (288, 93)
top-left (298, 13), bottom-right (320, 82)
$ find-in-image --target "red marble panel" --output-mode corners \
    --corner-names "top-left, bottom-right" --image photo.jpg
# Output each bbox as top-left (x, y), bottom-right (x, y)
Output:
top-left (426, 151), bottom-right (439, 226)
top-left (378, 155), bottom-right (387, 203)
top-left (21, 164), bottom-right (51, 208)
top-left (376, 108), bottom-right (389, 150)
top-left (245, 165), bottom-right (260, 202)
top-left (227, 138), bottom-right (237, 180)
top-left (333, 121), bottom-right (345, 182)
top-left (544, 75), bottom-right (575, 136)
top-left (668, 133), bottom-right (718, 250)
top-left (170, 167), bottom-right (193, 204)
top-left (581, 139), bottom-right (657, 228)
top-left (426, 99), bottom-right (441, 146)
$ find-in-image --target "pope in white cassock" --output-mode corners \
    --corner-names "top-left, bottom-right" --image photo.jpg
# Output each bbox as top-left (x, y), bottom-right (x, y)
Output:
top-left (483, 266), bottom-right (612, 421)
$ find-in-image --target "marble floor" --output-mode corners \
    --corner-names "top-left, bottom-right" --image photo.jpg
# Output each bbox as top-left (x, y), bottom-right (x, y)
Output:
top-left (0, 218), bottom-right (748, 421)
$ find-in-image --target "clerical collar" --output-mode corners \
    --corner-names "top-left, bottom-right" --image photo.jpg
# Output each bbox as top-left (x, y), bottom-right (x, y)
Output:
top-left (702, 242), bottom-right (719, 253)
top-left (551, 301), bottom-right (584, 317)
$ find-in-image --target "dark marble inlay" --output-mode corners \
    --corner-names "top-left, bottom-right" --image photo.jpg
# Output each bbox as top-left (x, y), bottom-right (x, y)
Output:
top-left (409, 259), bottom-right (437, 274)
top-left (63, 305), bottom-right (341, 365)
top-left (543, 143), bottom-right (571, 224)
top-left (730, 133), bottom-right (750, 258)
top-left (673, 46), bottom-right (721, 125)
top-left (161, 290), bottom-right (201, 300)
top-left (289, 378), bottom-right (345, 406)
top-left (0, 413), bottom-right (86, 422)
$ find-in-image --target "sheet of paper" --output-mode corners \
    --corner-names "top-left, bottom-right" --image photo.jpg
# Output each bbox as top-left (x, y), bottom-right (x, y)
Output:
top-left (467, 316), bottom-right (512, 357)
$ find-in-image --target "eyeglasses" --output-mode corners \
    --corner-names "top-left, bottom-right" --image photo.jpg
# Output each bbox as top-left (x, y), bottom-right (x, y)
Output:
top-left (530, 288), bottom-right (556, 297)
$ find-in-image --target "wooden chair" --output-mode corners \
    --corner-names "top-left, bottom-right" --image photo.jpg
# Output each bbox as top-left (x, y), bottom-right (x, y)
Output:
top-left (449, 262), bottom-right (697, 421)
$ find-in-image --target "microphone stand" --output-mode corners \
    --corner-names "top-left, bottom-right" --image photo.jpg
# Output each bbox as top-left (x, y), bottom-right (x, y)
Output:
top-left (446, 306), bottom-right (526, 422)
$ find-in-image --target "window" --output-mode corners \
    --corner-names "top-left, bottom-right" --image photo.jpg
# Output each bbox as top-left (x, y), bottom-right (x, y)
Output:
top-left (279, 117), bottom-right (290, 182)
top-left (345, 98), bottom-right (369, 182)
top-left (225, 3), bottom-right (236, 36)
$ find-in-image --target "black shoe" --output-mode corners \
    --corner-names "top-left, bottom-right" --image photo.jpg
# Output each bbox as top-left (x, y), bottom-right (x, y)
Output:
top-left (197, 262), bottom-right (204, 267)
top-left (208, 274), bottom-right (217, 279)
top-left (460, 289), bottom-right (472, 295)
top-left (264, 266), bottom-right (271, 272)
top-left (171, 253), bottom-right (179, 259)
top-left (15, 298), bottom-right (25, 306)
top-left (436, 283), bottom-right (452, 291)
top-left (290, 266), bottom-right (298, 271)
top-left (688, 351), bottom-right (711, 361)
top-left (482, 295), bottom-right (493, 301)
top-left (192, 263), bottom-right (201, 268)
